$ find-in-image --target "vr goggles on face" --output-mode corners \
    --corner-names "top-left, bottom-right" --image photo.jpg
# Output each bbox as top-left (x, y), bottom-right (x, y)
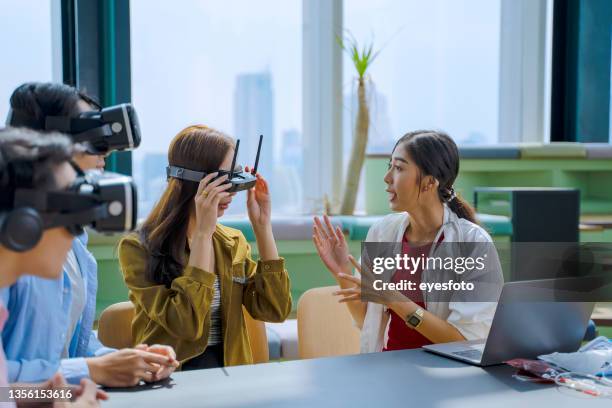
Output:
top-left (7, 103), bottom-right (142, 155)
top-left (0, 171), bottom-right (137, 252)
top-left (166, 135), bottom-right (263, 193)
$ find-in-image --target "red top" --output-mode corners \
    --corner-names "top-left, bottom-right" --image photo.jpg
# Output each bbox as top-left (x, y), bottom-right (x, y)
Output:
top-left (383, 233), bottom-right (443, 351)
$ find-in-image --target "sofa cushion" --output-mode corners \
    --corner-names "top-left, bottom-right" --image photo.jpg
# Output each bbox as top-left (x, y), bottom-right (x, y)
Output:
top-left (584, 143), bottom-right (612, 159)
top-left (459, 145), bottom-right (521, 159)
top-left (520, 142), bottom-right (587, 158)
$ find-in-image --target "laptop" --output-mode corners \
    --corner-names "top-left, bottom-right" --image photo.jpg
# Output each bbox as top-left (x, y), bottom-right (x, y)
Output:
top-left (422, 278), bottom-right (596, 366)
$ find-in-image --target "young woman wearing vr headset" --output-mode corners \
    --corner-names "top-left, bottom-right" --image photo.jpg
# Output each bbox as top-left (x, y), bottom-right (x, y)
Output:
top-left (2, 82), bottom-right (178, 388)
top-left (0, 127), bottom-right (107, 407)
top-left (313, 131), bottom-right (503, 352)
top-left (119, 125), bottom-right (291, 370)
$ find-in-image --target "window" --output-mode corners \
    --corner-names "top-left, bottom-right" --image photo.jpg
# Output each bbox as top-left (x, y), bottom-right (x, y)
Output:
top-left (0, 0), bottom-right (57, 121)
top-left (342, 0), bottom-right (502, 155)
top-left (130, 0), bottom-right (302, 217)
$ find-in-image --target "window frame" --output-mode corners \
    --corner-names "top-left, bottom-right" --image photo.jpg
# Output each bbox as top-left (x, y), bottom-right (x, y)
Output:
top-left (61, 0), bottom-right (132, 175)
top-left (550, 0), bottom-right (612, 143)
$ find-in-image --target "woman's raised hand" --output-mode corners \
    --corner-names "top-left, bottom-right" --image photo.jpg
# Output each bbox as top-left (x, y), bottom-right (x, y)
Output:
top-left (194, 173), bottom-right (231, 237)
top-left (312, 215), bottom-right (351, 277)
top-left (245, 166), bottom-right (272, 229)
top-left (333, 255), bottom-right (363, 303)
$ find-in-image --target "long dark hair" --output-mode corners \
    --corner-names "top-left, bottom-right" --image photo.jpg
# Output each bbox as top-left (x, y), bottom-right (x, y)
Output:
top-left (394, 130), bottom-right (477, 224)
top-left (8, 82), bottom-right (100, 130)
top-left (139, 125), bottom-right (234, 287)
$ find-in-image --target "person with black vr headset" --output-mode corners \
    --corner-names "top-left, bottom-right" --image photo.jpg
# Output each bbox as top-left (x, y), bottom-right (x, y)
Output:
top-left (2, 82), bottom-right (178, 387)
top-left (0, 127), bottom-right (108, 407)
top-left (118, 125), bottom-right (291, 370)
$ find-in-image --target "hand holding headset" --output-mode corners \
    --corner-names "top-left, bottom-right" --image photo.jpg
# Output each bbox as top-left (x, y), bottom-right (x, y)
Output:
top-left (166, 134), bottom-right (263, 192)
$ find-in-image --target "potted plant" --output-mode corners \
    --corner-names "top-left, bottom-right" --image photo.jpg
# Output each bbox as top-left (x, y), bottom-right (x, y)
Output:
top-left (339, 33), bottom-right (380, 215)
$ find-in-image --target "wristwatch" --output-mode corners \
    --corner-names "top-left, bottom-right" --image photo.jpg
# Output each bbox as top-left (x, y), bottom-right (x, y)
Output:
top-left (405, 307), bottom-right (425, 329)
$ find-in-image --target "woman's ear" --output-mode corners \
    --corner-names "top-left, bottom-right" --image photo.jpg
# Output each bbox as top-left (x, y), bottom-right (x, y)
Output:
top-left (421, 176), bottom-right (438, 192)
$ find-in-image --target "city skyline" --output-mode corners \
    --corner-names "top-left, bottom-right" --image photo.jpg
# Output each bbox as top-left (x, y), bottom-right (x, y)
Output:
top-left (0, 0), bottom-right (504, 217)
top-left (135, 69), bottom-right (305, 217)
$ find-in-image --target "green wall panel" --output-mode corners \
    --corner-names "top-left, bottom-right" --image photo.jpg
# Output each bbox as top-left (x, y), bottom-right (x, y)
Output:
top-left (366, 155), bottom-right (612, 216)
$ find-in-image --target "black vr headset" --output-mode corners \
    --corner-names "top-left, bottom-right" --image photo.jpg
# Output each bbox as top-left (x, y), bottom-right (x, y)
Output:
top-left (166, 134), bottom-right (263, 193)
top-left (0, 170), bottom-right (137, 252)
top-left (7, 103), bottom-right (142, 155)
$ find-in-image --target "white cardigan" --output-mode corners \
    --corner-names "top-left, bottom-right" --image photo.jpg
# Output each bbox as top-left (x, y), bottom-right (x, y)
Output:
top-left (359, 205), bottom-right (504, 353)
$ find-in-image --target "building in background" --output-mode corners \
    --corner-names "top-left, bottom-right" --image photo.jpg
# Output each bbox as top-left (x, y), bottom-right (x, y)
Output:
top-left (233, 70), bottom-right (303, 214)
top-left (136, 152), bottom-right (168, 217)
top-left (233, 71), bottom-right (274, 178)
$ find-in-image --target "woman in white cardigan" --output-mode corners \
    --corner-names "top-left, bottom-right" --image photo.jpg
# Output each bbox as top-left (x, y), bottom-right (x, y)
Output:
top-left (313, 130), bottom-right (504, 353)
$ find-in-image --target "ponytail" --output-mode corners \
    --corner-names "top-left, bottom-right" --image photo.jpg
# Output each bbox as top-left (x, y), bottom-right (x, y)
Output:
top-left (447, 195), bottom-right (478, 225)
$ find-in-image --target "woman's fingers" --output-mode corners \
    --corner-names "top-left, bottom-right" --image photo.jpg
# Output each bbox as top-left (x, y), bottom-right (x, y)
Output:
top-left (140, 370), bottom-right (155, 383)
top-left (332, 287), bottom-right (359, 296)
top-left (198, 174), bottom-right (227, 202)
top-left (334, 226), bottom-right (347, 246)
top-left (313, 224), bottom-right (326, 246)
top-left (96, 388), bottom-right (110, 401)
top-left (78, 379), bottom-right (104, 401)
top-left (322, 215), bottom-right (337, 241)
top-left (140, 359), bottom-right (161, 374)
top-left (197, 172), bottom-right (218, 196)
top-left (204, 182), bottom-right (232, 204)
top-left (312, 233), bottom-right (321, 250)
top-left (211, 182), bottom-right (232, 195)
top-left (247, 186), bottom-right (255, 205)
top-left (348, 255), bottom-right (361, 272)
top-left (205, 174), bottom-right (229, 191)
top-left (256, 174), bottom-right (269, 194)
top-left (210, 192), bottom-right (231, 207)
top-left (338, 294), bottom-right (361, 303)
top-left (337, 273), bottom-right (361, 285)
top-left (312, 224), bottom-right (323, 243)
top-left (314, 217), bottom-right (332, 241)
top-left (147, 344), bottom-right (177, 360)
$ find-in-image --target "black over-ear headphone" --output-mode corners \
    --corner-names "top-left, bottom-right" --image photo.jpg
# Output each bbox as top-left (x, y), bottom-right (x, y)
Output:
top-left (0, 159), bottom-right (45, 252)
top-left (0, 207), bottom-right (44, 252)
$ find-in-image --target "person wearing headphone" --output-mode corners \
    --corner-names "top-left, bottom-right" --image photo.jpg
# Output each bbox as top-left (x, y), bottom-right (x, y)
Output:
top-left (0, 127), bottom-right (108, 407)
top-left (313, 130), bottom-right (503, 352)
top-left (1, 82), bottom-right (177, 387)
top-left (118, 125), bottom-right (292, 369)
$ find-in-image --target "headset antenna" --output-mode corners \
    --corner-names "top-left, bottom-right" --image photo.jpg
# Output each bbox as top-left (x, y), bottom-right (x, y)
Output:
top-left (229, 139), bottom-right (239, 180)
top-left (253, 135), bottom-right (263, 174)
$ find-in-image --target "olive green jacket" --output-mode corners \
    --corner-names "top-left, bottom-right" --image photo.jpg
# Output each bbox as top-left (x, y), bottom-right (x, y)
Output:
top-left (118, 223), bottom-right (292, 367)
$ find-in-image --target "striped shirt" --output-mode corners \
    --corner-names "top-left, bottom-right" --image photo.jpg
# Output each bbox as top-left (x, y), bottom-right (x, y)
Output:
top-left (207, 277), bottom-right (222, 346)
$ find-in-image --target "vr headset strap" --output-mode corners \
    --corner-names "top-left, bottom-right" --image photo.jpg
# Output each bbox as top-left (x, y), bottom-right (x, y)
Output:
top-left (13, 189), bottom-right (48, 211)
top-left (166, 166), bottom-right (206, 182)
top-left (45, 116), bottom-right (106, 134)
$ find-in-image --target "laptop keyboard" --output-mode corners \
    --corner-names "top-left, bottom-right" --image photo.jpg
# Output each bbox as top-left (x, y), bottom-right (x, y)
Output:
top-left (452, 349), bottom-right (484, 360)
